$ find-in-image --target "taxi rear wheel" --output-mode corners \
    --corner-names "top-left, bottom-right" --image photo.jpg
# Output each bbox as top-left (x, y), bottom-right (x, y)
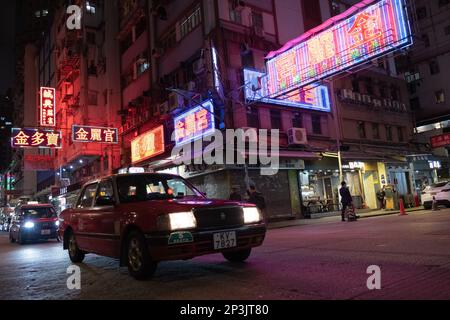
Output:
top-left (223, 248), bottom-right (252, 262)
top-left (68, 232), bottom-right (85, 263)
top-left (126, 231), bottom-right (157, 280)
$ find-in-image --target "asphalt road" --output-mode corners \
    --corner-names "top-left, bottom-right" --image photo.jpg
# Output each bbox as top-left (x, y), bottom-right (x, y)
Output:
top-left (1, 209), bottom-right (450, 300)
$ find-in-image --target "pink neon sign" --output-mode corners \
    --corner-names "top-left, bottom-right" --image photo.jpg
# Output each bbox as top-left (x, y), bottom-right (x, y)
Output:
top-left (266, 0), bottom-right (412, 98)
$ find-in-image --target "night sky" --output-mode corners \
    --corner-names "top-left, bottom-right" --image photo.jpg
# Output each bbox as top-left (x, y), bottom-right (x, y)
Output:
top-left (0, 1), bottom-right (16, 95)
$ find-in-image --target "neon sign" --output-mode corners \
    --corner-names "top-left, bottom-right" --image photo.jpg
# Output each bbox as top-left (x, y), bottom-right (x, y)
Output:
top-left (243, 69), bottom-right (331, 112)
top-left (131, 125), bottom-right (165, 164)
top-left (431, 133), bottom-right (450, 149)
top-left (40, 87), bottom-right (56, 127)
top-left (72, 125), bottom-right (119, 144)
top-left (266, 0), bottom-right (412, 97)
top-left (174, 100), bottom-right (216, 146)
top-left (11, 128), bottom-right (62, 149)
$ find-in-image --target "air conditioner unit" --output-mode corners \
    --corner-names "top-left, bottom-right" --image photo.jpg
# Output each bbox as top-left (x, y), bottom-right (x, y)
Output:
top-left (362, 95), bottom-right (372, 105)
top-left (353, 92), bottom-right (362, 102)
top-left (193, 59), bottom-right (206, 75)
top-left (341, 89), bottom-right (354, 101)
top-left (240, 127), bottom-right (258, 143)
top-left (168, 93), bottom-right (184, 111)
top-left (287, 128), bottom-right (308, 146)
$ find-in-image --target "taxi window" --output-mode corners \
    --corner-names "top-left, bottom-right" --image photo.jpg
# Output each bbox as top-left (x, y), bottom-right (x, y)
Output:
top-left (78, 183), bottom-right (98, 208)
top-left (95, 180), bottom-right (115, 205)
top-left (22, 207), bottom-right (57, 219)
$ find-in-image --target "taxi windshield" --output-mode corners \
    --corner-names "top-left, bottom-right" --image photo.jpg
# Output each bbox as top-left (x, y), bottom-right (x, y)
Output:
top-left (116, 175), bottom-right (203, 203)
top-left (22, 207), bottom-right (57, 219)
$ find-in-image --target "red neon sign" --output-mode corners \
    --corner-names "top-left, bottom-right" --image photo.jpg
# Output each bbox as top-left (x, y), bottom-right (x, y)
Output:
top-left (131, 126), bottom-right (165, 164)
top-left (40, 87), bottom-right (56, 127)
top-left (266, 0), bottom-right (412, 97)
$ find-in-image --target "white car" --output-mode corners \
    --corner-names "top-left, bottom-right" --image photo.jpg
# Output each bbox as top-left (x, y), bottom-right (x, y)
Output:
top-left (421, 182), bottom-right (450, 209)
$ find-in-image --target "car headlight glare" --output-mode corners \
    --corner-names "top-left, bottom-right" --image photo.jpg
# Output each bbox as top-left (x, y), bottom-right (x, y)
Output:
top-left (55, 221), bottom-right (60, 227)
top-left (168, 212), bottom-right (197, 231)
top-left (243, 207), bottom-right (262, 224)
top-left (24, 222), bottom-right (35, 229)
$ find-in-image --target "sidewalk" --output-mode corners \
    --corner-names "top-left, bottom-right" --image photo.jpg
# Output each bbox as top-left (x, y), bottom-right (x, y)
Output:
top-left (267, 206), bottom-right (426, 230)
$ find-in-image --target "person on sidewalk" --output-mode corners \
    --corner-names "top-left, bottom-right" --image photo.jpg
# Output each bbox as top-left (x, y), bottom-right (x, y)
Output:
top-left (229, 186), bottom-right (242, 201)
top-left (376, 186), bottom-right (386, 210)
top-left (339, 181), bottom-right (353, 222)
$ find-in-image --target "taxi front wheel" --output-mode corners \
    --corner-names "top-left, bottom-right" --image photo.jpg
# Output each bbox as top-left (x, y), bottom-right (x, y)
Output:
top-left (222, 248), bottom-right (252, 262)
top-left (126, 231), bottom-right (157, 280)
top-left (68, 232), bottom-right (85, 263)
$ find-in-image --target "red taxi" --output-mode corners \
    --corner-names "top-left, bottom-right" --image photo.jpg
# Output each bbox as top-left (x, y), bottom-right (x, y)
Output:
top-left (59, 173), bottom-right (266, 280)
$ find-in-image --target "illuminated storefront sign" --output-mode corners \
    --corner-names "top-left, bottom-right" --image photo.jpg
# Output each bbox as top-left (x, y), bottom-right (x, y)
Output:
top-left (243, 69), bottom-right (331, 112)
top-left (11, 128), bottom-right (62, 149)
top-left (266, 0), bottom-right (413, 97)
top-left (431, 133), bottom-right (450, 149)
top-left (131, 125), bottom-right (165, 164)
top-left (40, 87), bottom-right (56, 127)
top-left (174, 100), bottom-right (216, 146)
top-left (72, 125), bottom-right (119, 144)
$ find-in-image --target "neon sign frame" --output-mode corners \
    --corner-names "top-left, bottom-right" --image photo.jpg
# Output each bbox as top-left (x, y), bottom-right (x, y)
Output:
top-left (174, 100), bottom-right (216, 146)
top-left (243, 69), bottom-right (331, 112)
top-left (40, 87), bottom-right (56, 127)
top-left (266, 0), bottom-right (413, 98)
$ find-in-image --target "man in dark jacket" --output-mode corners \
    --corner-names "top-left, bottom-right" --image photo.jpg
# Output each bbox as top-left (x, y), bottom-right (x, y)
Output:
top-left (229, 187), bottom-right (242, 201)
top-left (248, 186), bottom-right (266, 216)
top-left (340, 181), bottom-right (353, 222)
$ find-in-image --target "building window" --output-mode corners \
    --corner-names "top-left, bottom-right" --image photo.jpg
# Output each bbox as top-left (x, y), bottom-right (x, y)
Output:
top-left (86, 1), bottom-right (96, 14)
top-left (179, 5), bottom-right (202, 40)
top-left (229, 0), bottom-right (242, 24)
top-left (416, 7), bottom-right (427, 20)
top-left (397, 127), bottom-right (404, 142)
top-left (311, 115), bottom-right (322, 135)
top-left (372, 123), bottom-right (380, 139)
top-left (135, 17), bottom-right (147, 40)
top-left (251, 11), bottom-right (264, 28)
top-left (358, 121), bottom-right (366, 139)
top-left (241, 46), bottom-right (255, 68)
top-left (270, 109), bottom-right (282, 130)
top-left (435, 90), bottom-right (445, 104)
top-left (247, 108), bottom-right (260, 128)
top-left (292, 113), bottom-right (303, 128)
top-left (429, 60), bottom-right (440, 75)
top-left (385, 125), bottom-right (393, 141)
top-left (136, 51), bottom-right (150, 78)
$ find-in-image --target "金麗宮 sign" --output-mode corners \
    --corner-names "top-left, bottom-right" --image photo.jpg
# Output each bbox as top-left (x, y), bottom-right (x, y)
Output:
top-left (266, 0), bottom-right (413, 98)
top-left (72, 125), bottom-right (119, 144)
top-left (40, 87), bottom-right (56, 127)
top-left (431, 133), bottom-right (450, 149)
top-left (174, 100), bottom-right (216, 146)
top-left (131, 125), bottom-right (165, 164)
top-left (11, 128), bottom-right (62, 149)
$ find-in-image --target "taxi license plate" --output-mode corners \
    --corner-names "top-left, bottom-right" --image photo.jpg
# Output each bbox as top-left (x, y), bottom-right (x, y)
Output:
top-left (41, 230), bottom-right (51, 236)
top-left (213, 232), bottom-right (237, 250)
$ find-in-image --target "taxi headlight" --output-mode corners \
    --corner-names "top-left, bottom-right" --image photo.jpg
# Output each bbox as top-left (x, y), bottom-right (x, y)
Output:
top-left (243, 207), bottom-right (262, 224)
top-left (24, 222), bottom-right (35, 229)
top-left (167, 212), bottom-right (197, 231)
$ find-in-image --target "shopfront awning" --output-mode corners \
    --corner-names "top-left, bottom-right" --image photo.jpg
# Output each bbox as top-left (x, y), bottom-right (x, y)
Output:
top-left (242, 150), bottom-right (321, 160)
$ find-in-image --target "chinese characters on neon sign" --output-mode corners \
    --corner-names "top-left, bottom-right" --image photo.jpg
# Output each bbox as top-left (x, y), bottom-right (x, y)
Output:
top-left (174, 100), bottom-right (216, 146)
top-left (431, 133), bottom-right (450, 149)
top-left (131, 125), bottom-right (165, 164)
top-left (11, 128), bottom-right (62, 149)
top-left (243, 69), bottom-right (331, 112)
top-left (40, 87), bottom-right (56, 127)
top-left (72, 125), bottom-right (119, 144)
top-left (266, 0), bottom-right (412, 97)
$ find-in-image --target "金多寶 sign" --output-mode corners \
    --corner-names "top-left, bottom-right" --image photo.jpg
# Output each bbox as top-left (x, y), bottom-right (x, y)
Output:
top-left (11, 128), bottom-right (62, 149)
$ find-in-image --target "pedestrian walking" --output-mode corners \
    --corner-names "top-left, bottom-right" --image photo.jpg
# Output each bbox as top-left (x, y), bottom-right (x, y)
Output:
top-left (376, 186), bottom-right (386, 210)
top-left (339, 181), bottom-right (353, 222)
